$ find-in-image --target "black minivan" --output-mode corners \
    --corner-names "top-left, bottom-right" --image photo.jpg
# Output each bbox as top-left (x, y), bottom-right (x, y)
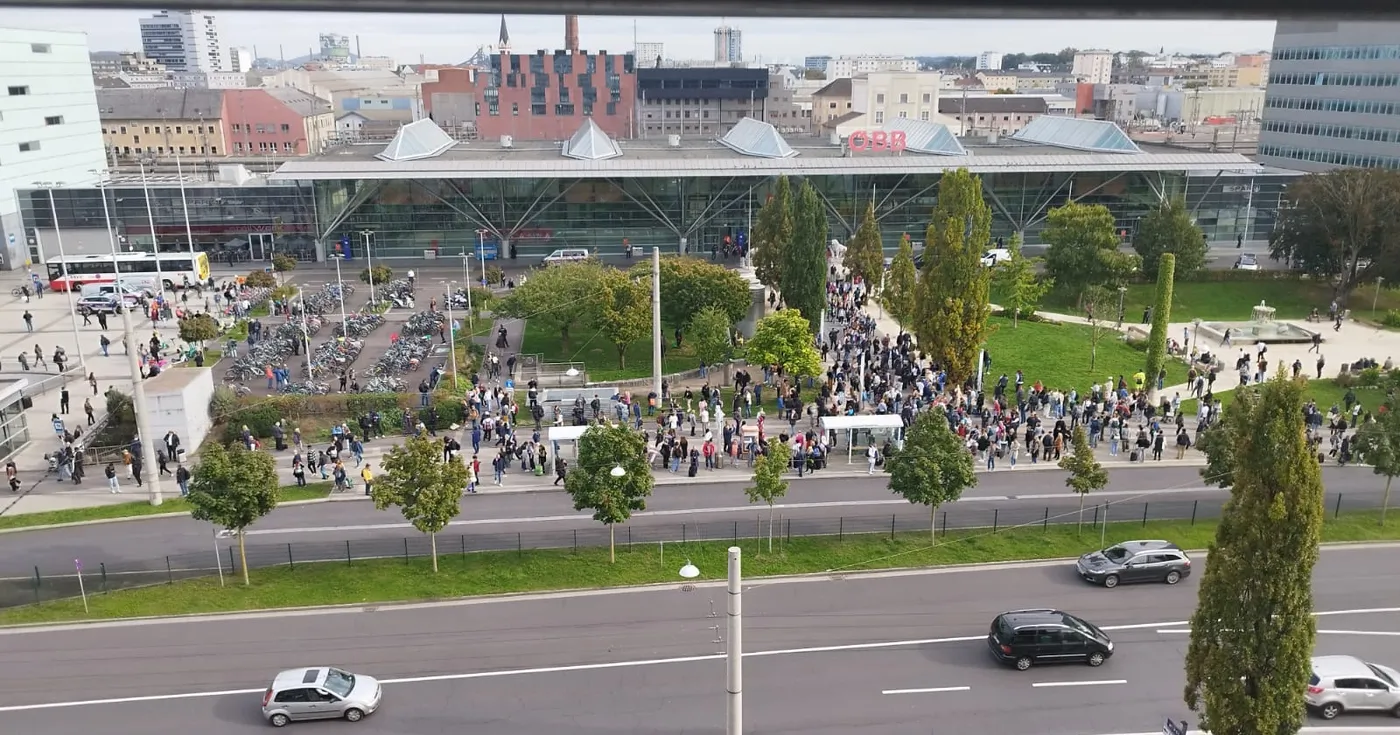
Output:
top-left (987, 608), bottom-right (1115, 671)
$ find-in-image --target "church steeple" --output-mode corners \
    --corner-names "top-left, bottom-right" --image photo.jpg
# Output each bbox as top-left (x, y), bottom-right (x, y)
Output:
top-left (498, 14), bottom-right (511, 53)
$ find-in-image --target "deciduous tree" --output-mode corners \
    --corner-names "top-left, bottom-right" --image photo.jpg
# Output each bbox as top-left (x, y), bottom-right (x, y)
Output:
top-left (1268, 168), bottom-right (1400, 299)
top-left (845, 200), bottom-right (885, 288)
top-left (178, 313), bottom-right (220, 352)
top-left (885, 409), bottom-right (977, 543)
top-left (1133, 197), bottom-right (1206, 279)
top-left (687, 306), bottom-right (733, 370)
top-left (1081, 285), bottom-right (1114, 373)
top-left (991, 232), bottom-right (1051, 327)
top-left (187, 444), bottom-right (280, 585)
top-left (1351, 402), bottom-right (1400, 525)
top-left (913, 169), bottom-right (994, 384)
top-left (638, 256), bottom-right (751, 328)
top-left (1184, 374), bottom-right (1324, 735)
top-left (880, 234), bottom-right (918, 330)
top-left (1143, 253), bottom-right (1176, 402)
top-left (1058, 425), bottom-right (1107, 534)
top-left (746, 310), bottom-right (823, 379)
top-left (752, 176), bottom-right (794, 290)
top-left (746, 438), bottom-right (792, 553)
top-left (1041, 202), bottom-right (1138, 306)
top-left (781, 180), bottom-right (829, 333)
top-left (566, 424), bottom-right (655, 562)
top-left (371, 435), bottom-right (470, 572)
top-left (591, 268), bottom-right (652, 369)
top-left (496, 260), bottom-right (600, 352)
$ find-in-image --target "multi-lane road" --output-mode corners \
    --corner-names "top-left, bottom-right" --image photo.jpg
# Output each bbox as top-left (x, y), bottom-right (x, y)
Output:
top-left (2, 543), bottom-right (1399, 734)
top-left (1, 465), bottom-right (1392, 582)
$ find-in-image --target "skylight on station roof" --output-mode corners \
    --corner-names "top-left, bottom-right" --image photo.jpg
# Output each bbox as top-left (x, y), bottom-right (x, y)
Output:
top-left (561, 118), bottom-right (623, 161)
top-left (885, 117), bottom-right (966, 156)
top-left (717, 117), bottom-right (798, 159)
top-left (375, 119), bottom-right (457, 162)
top-left (1010, 116), bottom-right (1142, 154)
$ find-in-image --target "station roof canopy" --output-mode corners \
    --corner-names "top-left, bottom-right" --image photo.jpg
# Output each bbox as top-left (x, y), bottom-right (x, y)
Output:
top-left (717, 117), bottom-right (798, 159)
top-left (375, 119), bottom-right (456, 162)
top-left (561, 118), bottom-right (623, 161)
top-left (886, 118), bottom-right (966, 157)
top-left (1010, 116), bottom-right (1143, 154)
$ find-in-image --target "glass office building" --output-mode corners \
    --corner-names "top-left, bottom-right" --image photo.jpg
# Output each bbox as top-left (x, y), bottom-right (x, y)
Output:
top-left (18, 117), bottom-right (1298, 265)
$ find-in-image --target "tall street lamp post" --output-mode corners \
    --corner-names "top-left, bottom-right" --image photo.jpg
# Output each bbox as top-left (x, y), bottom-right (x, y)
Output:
top-left (33, 182), bottom-right (88, 376)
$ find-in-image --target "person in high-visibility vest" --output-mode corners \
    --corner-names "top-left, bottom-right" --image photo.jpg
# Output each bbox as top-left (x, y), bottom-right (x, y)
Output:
top-left (360, 464), bottom-right (374, 497)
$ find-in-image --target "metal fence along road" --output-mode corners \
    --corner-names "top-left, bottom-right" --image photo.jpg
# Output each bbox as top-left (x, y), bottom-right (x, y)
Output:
top-left (2, 490), bottom-right (1394, 608)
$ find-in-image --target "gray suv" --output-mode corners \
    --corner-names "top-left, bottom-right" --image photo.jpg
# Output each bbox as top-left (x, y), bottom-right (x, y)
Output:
top-left (1076, 539), bottom-right (1191, 588)
top-left (1306, 655), bottom-right (1400, 720)
top-left (261, 667), bottom-right (382, 727)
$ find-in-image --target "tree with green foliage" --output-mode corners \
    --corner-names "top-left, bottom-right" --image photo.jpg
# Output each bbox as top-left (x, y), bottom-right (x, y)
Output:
top-left (244, 269), bottom-right (276, 289)
top-left (752, 176), bottom-right (795, 290)
top-left (745, 310), bottom-right (823, 379)
top-left (1351, 403), bottom-right (1400, 525)
top-left (178, 313), bottom-right (220, 352)
top-left (371, 435), bottom-right (470, 572)
top-left (688, 306), bottom-right (733, 371)
top-left (639, 256), bottom-right (751, 328)
top-left (186, 444), bottom-right (280, 585)
top-left (1143, 253), bottom-right (1176, 402)
top-left (1041, 202), bottom-right (1138, 306)
top-left (781, 180), bottom-right (830, 333)
top-left (565, 423), bottom-right (655, 563)
top-left (1268, 167), bottom-right (1400, 299)
top-left (591, 268), bottom-right (652, 369)
top-left (1081, 286), bottom-right (1114, 372)
top-left (991, 232), bottom-right (1051, 328)
top-left (358, 265), bottom-right (393, 286)
top-left (271, 252), bottom-right (297, 281)
top-left (1133, 197), bottom-right (1207, 279)
top-left (1184, 374), bottom-right (1324, 735)
top-left (913, 168), bottom-right (994, 384)
top-left (746, 438), bottom-right (793, 553)
top-left (880, 233), bottom-right (919, 331)
top-left (885, 409), bottom-right (977, 543)
top-left (496, 260), bottom-right (601, 352)
top-left (1058, 425), bottom-right (1107, 534)
top-left (845, 200), bottom-right (885, 288)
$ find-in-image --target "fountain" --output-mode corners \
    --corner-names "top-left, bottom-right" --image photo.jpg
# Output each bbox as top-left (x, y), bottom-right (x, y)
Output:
top-left (1250, 300), bottom-right (1277, 337)
top-left (1196, 299), bottom-right (1319, 345)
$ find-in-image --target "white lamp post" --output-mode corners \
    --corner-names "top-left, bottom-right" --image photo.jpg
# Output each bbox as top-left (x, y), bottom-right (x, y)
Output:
top-left (172, 145), bottom-right (199, 268)
top-left (446, 281), bottom-right (459, 389)
top-left (34, 182), bottom-right (88, 376)
top-left (332, 254), bottom-right (349, 328)
top-left (684, 549), bottom-right (743, 735)
top-left (475, 228), bottom-right (490, 286)
top-left (360, 229), bottom-right (376, 304)
top-left (137, 158), bottom-right (167, 296)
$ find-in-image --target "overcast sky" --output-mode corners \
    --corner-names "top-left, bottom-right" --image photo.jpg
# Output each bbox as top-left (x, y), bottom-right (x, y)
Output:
top-left (4, 10), bottom-right (1277, 64)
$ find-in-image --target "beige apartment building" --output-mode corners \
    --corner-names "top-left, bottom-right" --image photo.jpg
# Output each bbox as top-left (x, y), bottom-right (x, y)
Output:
top-left (811, 77), bottom-right (854, 128)
top-left (97, 88), bottom-right (227, 158)
top-left (1178, 64), bottom-right (1267, 88)
top-left (851, 71), bottom-right (942, 124)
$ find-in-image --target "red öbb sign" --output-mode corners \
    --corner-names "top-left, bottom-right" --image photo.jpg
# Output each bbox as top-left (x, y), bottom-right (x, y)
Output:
top-left (847, 130), bottom-right (907, 153)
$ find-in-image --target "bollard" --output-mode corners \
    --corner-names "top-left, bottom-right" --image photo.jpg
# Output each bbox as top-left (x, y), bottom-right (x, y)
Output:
top-left (1043, 507), bottom-right (1050, 531)
top-left (1142, 503), bottom-right (1149, 527)
top-left (993, 509), bottom-right (999, 534)
top-left (891, 514), bottom-right (896, 540)
top-left (228, 545), bottom-right (237, 576)
top-left (628, 526), bottom-right (633, 551)
top-left (32, 566), bottom-right (41, 605)
top-left (683, 523), bottom-right (687, 544)
top-left (287, 543), bottom-right (295, 569)
top-left (346, 540), bottom-right (352, 566)
top-left (1190, 500), bottom-right (1198, 526)
top-left (733, 520), bottom-right (738, 545)
top-left (99, 562), bottom-right (108, 593)
top-left (941, 511), bottom-right (948, 537)
top-left (461, 534), bottom-right (467, 559)
top-left (403, 537), bottom-right (410, 562)
top-left (517, 532), bottom-right (522, 556)
top-left (573, 529), bottom-right (578, 553)
top-left (1335, 493), bottom-right (1343, 519)
top-left (166, 556), bottom-right (173, 584)
top-left (786, 517), bottom-right (791, 541)
top-left (1092, 505), bottom-right (1100, 526)
top-left (839, 517), bottom-right (844, 542)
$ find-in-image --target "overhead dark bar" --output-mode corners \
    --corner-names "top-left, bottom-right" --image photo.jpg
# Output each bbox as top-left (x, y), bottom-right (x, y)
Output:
top-left (0, 0), bottom-right (1392, 19)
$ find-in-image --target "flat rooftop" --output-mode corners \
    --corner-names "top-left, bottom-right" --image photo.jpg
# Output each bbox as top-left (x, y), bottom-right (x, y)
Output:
top-left (270, 133), bottom-right (1262, 181)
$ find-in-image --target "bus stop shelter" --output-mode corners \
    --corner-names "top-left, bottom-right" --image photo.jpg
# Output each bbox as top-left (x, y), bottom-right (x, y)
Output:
top-left (820, 415), bottom-right (906, 464)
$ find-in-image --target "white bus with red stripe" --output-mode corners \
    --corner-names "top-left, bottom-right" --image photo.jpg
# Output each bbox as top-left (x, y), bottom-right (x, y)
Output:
top-left (45, 251), bottom-right (212, 293)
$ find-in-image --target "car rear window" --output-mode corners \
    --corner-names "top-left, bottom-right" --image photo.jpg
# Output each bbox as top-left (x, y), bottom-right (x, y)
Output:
top-left (995, 617), bottom-right (1014, 639)
top-left (1309, 673), bottom-right (1320, 686)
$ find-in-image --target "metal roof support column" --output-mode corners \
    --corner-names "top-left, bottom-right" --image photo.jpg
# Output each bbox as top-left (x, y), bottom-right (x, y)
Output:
top-left (605, 178), bottom-right (679, 235)
top-left (317, 179), bottom-right (385, 241)
top-left (873, 175), bottom-right (908, 215)
top-left (1022, 174), bottom-right (1075, 231)
top-left (681, 176), bottom-right (738, 235)
top-left (510, 178), bottom-right (579, 235)
top-left (980, 177), bottom-right (1019, 232)
top-left (809, 183), bottom-right (855, 239)
top-left (427, 179), bottom-right (502, 238)
top-left (874, 176), bottom-right (943, 225)
top-left (1189, 170), bottom-right (1226, 216)
top-left (682, 177), bottom-right (762, 240)
top-left (1069, 173), bottom-right (1127, 204)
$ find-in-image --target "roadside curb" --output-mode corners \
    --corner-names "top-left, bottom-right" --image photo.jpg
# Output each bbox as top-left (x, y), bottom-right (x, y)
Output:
top-left (0, 497), bottom-right (330, 535)
top-left (2, 541), bottom-right (1394, 633)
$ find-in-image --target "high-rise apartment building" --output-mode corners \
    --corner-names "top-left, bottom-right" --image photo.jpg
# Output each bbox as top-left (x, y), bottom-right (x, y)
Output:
top-left (1257, 20), bottom-right (1400, 171)
top-left (714, 25), bottom-right (742, 64)
top-left (0, 27), bottom-right (109, 270)
top-left (229, 46), bottom-right (252, 73)
top-left (139, 10), bottom-right (225, 73)
top-left (976, 52), bottom-right (1003, 71)
top-left (1072, 50), bottom-right (1114, 85)
top-left (805, 55), bottom-right (832, 72)
top-left (636, 42), bottom-right (664, 68)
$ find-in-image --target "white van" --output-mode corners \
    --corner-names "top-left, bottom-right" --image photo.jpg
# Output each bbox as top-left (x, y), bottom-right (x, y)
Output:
top-left (81, 282), bottom-right (147, 305)
top-left (542, 248), bottom-right (590, 266)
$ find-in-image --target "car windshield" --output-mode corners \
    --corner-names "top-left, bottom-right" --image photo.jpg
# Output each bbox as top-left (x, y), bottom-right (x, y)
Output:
top-left (1101, 545), bottom-right (1128, 561)
top-left (323, 668), bottom-right (355, 698)
top-left (1239, 255), bottom-right (1257, 264)
top-left (1061, 614), bottom-right (1101, 639)
top-left (1368, 663), bottom-right (1397, 687)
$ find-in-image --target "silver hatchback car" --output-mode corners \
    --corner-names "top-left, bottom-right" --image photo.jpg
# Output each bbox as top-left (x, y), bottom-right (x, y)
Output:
top-left (1306, 655), bottom-right (1400, 720)
top-left (262, 667), bottom-right (382, 727)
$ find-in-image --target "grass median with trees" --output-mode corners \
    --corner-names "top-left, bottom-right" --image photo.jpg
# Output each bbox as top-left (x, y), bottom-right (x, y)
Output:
top-left (4, 508), bottom-right (1400, 626)
top-left (0, 484), bottom-right (332, 531)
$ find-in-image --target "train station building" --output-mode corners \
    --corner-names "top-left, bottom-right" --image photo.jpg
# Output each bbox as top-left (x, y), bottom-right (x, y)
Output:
top-left (17, 115), bottom-right (1297, 265)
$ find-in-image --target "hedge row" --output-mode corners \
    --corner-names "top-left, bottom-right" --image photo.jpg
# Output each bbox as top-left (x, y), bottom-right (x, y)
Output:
top-left (213, 390), bottom-right (477, 444)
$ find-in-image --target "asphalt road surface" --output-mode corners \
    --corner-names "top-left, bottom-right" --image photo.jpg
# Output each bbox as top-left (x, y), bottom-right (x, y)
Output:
top-left (0, 466), bottom-right (1388, 583)
top-left (2, 544), bottom-right (1398, 734)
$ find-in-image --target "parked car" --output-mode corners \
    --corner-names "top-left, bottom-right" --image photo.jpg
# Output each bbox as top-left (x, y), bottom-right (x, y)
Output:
top-left (1234, 253), bottom-right (1261, 271)
top-left (541, 248), bottom-right (590, 266)
top-left (1076, 539), bottom-right (1192, 588)
top-left (1306, 655), bottom-right (1400, 720)
top-left (262, 667), bottom-right (382, 727)
top-left (981, 248), bottom-right (1012, 267)
top-left (986, 608), bottom-right (1114, 671)
top-left (75, 294), bottom-right (120, 315)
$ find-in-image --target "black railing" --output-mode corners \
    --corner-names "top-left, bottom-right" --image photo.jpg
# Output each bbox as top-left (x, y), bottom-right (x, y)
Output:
top-left (2, 490), bottom-right (1392, 609)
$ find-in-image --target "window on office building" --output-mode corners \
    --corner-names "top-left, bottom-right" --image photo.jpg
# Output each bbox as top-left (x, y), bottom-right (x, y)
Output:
top-left (31, 43), bottom-right (51, 53)
top-left (18, 141), bottom-right (39, 152)
top-left (44, 115), bottom-right (63, 126)
top-left (7, 86), bottom-right (29, 96)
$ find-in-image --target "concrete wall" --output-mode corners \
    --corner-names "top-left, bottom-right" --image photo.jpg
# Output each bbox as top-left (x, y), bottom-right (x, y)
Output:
top-left (145, 367), bottom-right (214, 454)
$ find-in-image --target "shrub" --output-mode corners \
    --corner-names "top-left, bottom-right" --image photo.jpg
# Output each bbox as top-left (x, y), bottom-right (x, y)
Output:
top-left (1382, 310), bottom-right (1400, 329)
top-left (209, 385), bottom-right (239, 423)
top-left (271, 253), bottom-right (297, 273)
top-left (271, 284), bottom-right (297, 302)
top-left (1334, 371), bottom-right (1358, 389)
top-left (178, 313), bottom-right (220, 344)
top-left (485, 264), bottom-right (505, 285)
top-left (359, 265), bottom-right (393, 285)
top-left (1359, 367), bottom-right (1383, 387)
top-left (244, 270), bottom-right (276, 288)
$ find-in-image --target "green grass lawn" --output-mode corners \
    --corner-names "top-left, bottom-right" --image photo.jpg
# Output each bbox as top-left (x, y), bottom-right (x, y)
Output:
top-left (520, 321), bottom-right (702, 383)
top-left (1179, 378), bottom-right (1388, 416)
top-left (984, 316), bottom-right (1188, 394)
top-left (997, 279), bottom-right (1400, 323)
top-left (0, 484), bottom-right (331, 531)
top-left (4, 508), bottom-right (1397, 625)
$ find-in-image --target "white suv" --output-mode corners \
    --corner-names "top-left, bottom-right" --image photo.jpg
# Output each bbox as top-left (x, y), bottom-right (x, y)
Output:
top-left (542, 248), bottom-right (590, 266)
top-left (1306, 654), bottom-right (1400, 720)
top-left (981, 248), bottom-right (1012, 267)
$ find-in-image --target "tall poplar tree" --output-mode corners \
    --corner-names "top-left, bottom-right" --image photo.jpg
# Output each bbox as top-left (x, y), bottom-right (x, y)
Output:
top-left (752, 176), bottom-right (794, 290)
top-left (781, 179), bottom-right (829, 334)
top-left (845, 200), bottom-right (885, 288)
top-left (914, 168), bottom-right (993, 384)
top-left (1143, 252), bottom-right (1176, 402)
top-left (1185, 374), bottom-right (1324, 735)
top-left (881, 233), bottom-right (919, 331)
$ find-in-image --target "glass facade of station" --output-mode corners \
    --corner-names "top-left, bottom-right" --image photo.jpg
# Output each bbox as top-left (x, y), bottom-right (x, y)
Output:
top-left (18, 168), bottom-right (1300, 264)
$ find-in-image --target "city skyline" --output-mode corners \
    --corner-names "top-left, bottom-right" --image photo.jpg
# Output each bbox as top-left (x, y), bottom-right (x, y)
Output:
top-left (2, 10), bottom-right (1275, 64)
